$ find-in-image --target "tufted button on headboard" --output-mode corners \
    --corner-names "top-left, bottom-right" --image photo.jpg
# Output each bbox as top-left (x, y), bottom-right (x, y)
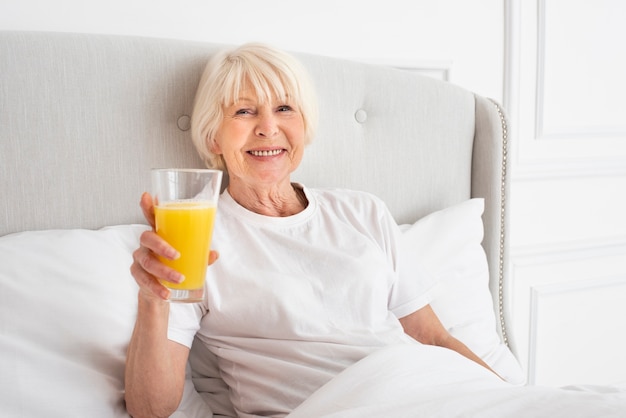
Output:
top-left (354, 109), bottom-right (368, 123)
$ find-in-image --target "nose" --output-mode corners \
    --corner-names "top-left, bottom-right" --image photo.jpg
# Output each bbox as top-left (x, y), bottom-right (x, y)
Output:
top-left (255, 110), bottom-right (279, 138)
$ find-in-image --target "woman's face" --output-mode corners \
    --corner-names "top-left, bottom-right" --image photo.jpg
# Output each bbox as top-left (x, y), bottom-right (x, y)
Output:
top-left (212, 84), bottom-right (306, 189)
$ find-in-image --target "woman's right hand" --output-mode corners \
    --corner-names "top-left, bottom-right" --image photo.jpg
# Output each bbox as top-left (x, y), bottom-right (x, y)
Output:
top-left (130, 192), bottom-right (219, 301)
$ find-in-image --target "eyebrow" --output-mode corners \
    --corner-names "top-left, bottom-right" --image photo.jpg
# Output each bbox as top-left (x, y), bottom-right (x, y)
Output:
top-left (228, 93), bottom-right (293, 106)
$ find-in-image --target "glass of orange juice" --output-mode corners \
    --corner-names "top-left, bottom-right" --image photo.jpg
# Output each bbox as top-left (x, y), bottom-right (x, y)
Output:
top-left (151, 168), bottom-right (223, 302)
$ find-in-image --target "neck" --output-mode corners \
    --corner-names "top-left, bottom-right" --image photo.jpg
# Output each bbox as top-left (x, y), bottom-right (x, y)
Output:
top-left (227, 180), bottom-right (307, 217)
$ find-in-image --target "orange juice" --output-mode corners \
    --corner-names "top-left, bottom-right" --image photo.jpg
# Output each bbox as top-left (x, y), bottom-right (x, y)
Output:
top-left (154, 201), bottom-right (216, 291)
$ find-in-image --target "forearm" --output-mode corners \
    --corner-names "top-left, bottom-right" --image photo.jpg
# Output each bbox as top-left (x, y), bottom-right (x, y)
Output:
top-left (399, 304), bottom-right (501, 378)
top-left (125, 295), bottom-right (186, 418)
top-left (436, 332), bottom-right (500, 378)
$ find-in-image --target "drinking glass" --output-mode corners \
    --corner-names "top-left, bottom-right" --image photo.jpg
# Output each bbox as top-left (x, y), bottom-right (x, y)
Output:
top-left (151, 168), bottom-right (223, 302)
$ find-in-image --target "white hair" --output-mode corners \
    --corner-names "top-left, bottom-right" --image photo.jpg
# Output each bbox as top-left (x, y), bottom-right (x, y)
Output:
top-left (190, 43), bottom-right (319, 170)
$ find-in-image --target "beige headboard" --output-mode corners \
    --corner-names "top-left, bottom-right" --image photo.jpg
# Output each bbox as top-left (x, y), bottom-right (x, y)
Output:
top-left (0, 31), bottom-right (510, 344)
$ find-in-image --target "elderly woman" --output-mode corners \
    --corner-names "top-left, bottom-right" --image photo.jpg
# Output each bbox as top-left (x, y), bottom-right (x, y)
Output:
top-left (125, 43), bottom-right (496, 418)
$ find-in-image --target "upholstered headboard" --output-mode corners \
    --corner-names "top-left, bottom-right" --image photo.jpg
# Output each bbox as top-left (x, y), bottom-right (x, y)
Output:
top-left (0, 31), bottom-right (510, 344)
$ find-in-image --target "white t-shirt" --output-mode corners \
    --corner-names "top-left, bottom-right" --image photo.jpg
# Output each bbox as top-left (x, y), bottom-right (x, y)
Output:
top-left (168, 186), bottom-right (429, 417)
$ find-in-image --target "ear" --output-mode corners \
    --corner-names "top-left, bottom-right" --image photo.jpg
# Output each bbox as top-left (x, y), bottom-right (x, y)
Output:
top-left (208, 136), bottom-right (222, 155)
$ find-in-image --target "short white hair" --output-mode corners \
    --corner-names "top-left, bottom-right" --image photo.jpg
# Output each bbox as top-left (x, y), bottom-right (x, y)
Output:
top-left (190, 43), bottom-right (319, 171)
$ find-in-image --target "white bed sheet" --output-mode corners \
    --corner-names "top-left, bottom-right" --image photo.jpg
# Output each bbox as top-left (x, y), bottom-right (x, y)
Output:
top-left (288, 344), bottom-right (626, 418)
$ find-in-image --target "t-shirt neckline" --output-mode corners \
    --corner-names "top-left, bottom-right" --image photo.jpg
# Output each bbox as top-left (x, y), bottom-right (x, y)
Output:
top-left (220, 183), bottom-right (317, 227)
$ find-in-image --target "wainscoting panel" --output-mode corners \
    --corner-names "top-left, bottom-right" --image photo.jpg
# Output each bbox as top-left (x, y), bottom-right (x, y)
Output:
top-left (509, 243), bottom-right (626, 386)
top-left (508, 0), bottom-right (626, 177)
top-left (528, 278), bottom-right (626, 386)
top-left (536, 0), bottom-right (626, 140)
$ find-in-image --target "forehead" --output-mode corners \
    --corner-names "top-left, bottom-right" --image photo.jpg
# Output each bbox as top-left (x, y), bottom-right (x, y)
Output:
top-left (223, 71), bottom-right (297, 104)
top-left (225, 78), bottom-right (291, 106)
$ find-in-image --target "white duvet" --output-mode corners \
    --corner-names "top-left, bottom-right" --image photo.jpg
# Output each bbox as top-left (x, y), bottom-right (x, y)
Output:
top-left (287, 344), bottom-right (626, 418)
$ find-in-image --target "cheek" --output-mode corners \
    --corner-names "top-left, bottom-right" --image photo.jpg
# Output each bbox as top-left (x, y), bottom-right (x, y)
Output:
top-left (288, 143), bottom-right (305, 168)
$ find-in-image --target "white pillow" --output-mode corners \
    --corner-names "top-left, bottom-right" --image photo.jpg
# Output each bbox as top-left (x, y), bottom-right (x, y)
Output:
top-left (0, 225), bottom-right (218, 418)
top-left (0, 225), bottom-right (149, 417)
top-left (399, 199), bottom-right (525, 385)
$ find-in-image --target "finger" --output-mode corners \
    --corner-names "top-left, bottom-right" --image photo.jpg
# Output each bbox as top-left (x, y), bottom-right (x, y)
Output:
top-left (135, 234), bottom-right (184, 284)
top-left (140, 192), bottom-right (156, 229)
top-left (140, 229), bottom-right (180, 261)
top-left (130, 258), bottom-right (171, 301)
top-left (208, 250), bottom-right (219, 266)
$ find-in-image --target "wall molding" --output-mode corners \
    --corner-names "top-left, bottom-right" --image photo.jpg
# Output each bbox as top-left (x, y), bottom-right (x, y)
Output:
top-left (527, 275), bottom-right (626, 385)
top-left (534, 0), bottom-right (626, 140)
top-left (507, 234), bottom-right (626, 380)
top-left (510, 235), bottom-right (626, 264)
top-left (534, 0), bottom-right (547, 141)
top-left (506, 0), bottom-right (626, 174)
top-left (502, 0), bottom-right (519, 121)
top-left (512, 157), bottom-right (626, 180)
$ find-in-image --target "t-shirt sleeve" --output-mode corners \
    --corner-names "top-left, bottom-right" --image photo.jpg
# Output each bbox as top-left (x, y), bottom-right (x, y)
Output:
top-left (389, 257), bottom-right (435, 318)
top-left (380, 205), bottom-right (435, 318)
top-left (167, 301), bottom-right (205, 348)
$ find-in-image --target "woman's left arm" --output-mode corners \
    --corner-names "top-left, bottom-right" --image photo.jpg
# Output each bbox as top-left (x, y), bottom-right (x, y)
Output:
top-left (399, 304), bottom-right (501, 379)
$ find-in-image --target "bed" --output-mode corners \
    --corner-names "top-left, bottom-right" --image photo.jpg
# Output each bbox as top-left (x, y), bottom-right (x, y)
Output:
top-left (1, 31), bottom-right (625, 417)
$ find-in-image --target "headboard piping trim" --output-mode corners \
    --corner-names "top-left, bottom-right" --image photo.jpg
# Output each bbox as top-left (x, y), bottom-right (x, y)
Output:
top-left (490, 98), bottom-right (510, 348)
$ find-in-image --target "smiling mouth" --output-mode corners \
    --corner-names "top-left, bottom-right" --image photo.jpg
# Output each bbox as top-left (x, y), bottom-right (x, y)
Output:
top-left (248, 149), bottom-right (284, 157)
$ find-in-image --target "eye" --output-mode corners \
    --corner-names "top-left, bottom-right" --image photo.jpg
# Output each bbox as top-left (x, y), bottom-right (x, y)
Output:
top-left (235, 108), bottom-right (254, 116)
top-left (277, 105), bottom-right (293, 112)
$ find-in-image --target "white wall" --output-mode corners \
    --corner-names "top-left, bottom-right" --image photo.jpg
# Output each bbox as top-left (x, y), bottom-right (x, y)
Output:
top-left (0, 0), bottom-right (503, 100)
top-left (506, 0), bottom-right (626, 387)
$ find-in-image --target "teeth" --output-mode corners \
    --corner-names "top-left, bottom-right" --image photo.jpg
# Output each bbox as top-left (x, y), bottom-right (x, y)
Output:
top-left (250, 149), bottom-right (283, 157)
